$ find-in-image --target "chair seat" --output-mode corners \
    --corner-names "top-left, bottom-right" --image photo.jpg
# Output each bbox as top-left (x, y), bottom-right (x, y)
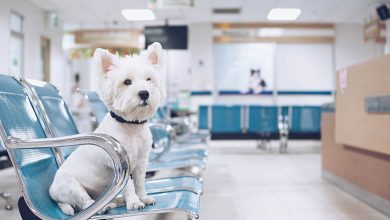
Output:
top-left (93, 191), bottom-right (200, 219)
top-left (176, 132), bottom-right (209, 145)
top-left (146, 176), bottom-right (203, 195)
top-left (148, 158), bottom-right (207, 172)
top-left (156, 149), bottom-right (207, 162)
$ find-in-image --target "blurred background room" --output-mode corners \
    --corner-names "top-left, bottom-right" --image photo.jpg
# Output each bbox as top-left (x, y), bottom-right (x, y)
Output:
top-left (0, 0), bottom-right (389, 219)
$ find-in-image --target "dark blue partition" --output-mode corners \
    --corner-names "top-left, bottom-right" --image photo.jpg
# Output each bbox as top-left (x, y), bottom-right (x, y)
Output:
top-left (198, 106), bottom-right (208, 130)
top-left (211, 105), bottom-right (241, 133)
top-left (248, 106), bottom-right (279, 134)
top-left (280, 106), bottom-right (290, 119)
top-left (201, 104), bottom-right (322, 140)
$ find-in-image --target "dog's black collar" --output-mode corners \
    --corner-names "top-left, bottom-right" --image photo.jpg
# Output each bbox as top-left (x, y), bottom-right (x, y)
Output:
top-left (110, 111), bottom-right (147, 125)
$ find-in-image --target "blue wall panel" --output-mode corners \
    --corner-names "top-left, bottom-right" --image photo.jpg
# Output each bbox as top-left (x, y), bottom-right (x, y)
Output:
top-left (248, 106), bottom-right (278, 133)
top-left (211, 105), bottom-right (241, 133)
top-left (290, 106), bottom-right (321, 133)
top-left (198, 106), bottom-right (208, 130)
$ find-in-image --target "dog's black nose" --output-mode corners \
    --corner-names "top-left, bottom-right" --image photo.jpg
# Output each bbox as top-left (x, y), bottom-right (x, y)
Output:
top-left (138, 90), bottom-right (149, 101)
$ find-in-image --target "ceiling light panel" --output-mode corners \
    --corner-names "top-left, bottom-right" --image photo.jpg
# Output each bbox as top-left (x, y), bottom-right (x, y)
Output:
top-left (121, 9), bottom-right (156, 21)
top-left (267, 8), bottom-right (301, 21)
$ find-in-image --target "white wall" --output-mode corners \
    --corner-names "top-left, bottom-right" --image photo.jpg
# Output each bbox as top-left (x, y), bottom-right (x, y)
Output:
top-left (334, 24), bottom-right (383, 70)
top-left (276, 44), bottom-right (333, 91)
top-left (188, 23), bottom-right (215, 110)
top-left (386, 20), bottom-right (390, 54)
top-left (166, 50), bottom-right (190, 104)
top-left (188, 23), bottom-right (214, 91)
top-left (0, 0), bottom-right (65, 91)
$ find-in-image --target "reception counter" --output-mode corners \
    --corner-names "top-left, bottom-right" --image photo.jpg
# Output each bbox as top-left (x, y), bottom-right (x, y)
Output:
top-left (322, 55), bottom-right (390, 216)
top-left (335, 54), bottom-right (390, 154)
top-left (322, 109), bottom-right (390, 216)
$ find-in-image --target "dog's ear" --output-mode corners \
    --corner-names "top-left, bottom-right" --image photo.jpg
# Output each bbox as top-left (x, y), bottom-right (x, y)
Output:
top-left (92, 48), bottom-right (117, 76)
top-left (147, 42), bottom-right (164, 70)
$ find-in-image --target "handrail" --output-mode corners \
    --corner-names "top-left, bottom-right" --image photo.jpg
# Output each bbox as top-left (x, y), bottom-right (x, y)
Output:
top-left (0, 120), bottom-right (130, 220)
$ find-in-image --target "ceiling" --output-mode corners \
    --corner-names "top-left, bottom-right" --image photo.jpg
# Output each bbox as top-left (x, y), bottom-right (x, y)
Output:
top-left (28, 0), bottom-right (385, 30)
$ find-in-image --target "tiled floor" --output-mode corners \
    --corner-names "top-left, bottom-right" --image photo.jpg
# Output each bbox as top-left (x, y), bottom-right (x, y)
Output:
top-left (0, 140), bottom-right (389, 220)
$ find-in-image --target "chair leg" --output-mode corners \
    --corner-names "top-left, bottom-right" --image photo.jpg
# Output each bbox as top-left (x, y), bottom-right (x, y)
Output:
top-left (256, 140), bottom-right (267, 149)
top-left (0, 190), bottom-right (13, 210)
top-left (279, 135), bottom-right (288, 153)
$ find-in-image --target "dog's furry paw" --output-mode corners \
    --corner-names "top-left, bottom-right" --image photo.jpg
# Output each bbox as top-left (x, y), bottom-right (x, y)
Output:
top-left (126, 199), bottom-right (145, 210)
top-left (140, 196), bottom-right (156, 205)
top-left (128, 201), bottom-right (145, 210)
top-left (58, 203), bottom-right (74, 216)
top-left (97, 202), bottom-right (117, 215)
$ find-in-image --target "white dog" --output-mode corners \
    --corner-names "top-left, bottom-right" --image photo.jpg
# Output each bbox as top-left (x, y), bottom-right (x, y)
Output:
top-left (49, 42), bottom-right (165, 215)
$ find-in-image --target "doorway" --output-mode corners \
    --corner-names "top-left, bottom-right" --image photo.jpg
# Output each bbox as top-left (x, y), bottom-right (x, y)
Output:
top-left (40, 36), bottom-right (50, 81)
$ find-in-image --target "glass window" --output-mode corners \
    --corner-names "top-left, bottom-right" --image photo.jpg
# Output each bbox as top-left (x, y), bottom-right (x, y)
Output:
top-left (9, 12), bottom-right (24, 75)
top-left (10, 12), bottom-right (23, 33)
top-left (9, 35), bottom-right (23, 75)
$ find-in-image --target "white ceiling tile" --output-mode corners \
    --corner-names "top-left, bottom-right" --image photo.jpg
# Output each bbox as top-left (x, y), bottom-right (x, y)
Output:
top-left (27, 0), bottom-right (386, 29)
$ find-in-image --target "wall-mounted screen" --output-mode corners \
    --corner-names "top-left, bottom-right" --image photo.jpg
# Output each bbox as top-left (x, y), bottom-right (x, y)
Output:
top-left (144, 25), bottom-right (188, 49)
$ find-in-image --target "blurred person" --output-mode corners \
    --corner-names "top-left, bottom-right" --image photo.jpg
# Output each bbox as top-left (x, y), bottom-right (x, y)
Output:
top-left (70, 73), bottom-right (92, 132)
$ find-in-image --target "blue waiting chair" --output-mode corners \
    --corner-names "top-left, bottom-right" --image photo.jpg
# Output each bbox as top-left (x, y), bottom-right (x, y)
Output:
top-left (83, 91), bottom-right (207, 166)
top-left (83, 91), bottom-right (108, 125)
top-left (0, 74), bottom-right (200, 219)
top-left (147, 122), bottom-right (207, 164)
top-left (154, 107), bottom-right (210, 145)
top-left (22, 78), bottom-right (204, 193)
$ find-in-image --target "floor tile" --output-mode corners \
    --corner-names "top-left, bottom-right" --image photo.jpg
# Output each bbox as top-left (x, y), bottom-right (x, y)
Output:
top-left (0, 140), bottom-right (389, 220)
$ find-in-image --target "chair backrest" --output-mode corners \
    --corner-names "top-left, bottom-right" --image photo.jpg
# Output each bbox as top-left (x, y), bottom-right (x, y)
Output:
top-left (84, 91), bottom-right (108, 123)
top-left (28, 80), bottom-right (79, 157)
top-left (211, 105), bottom-right (242, 133)
top-left (28, 83), bottom-right (172, 161)
top-left (0, 75), bottom-right (67, 219)
top-left (248, 106), bottom-right (279, 133)
top-left (290, 106), bottom-right (321, 133)
top-left (157, 107), bottom-right (168, 120)
top-left (149, 124), bottom-right (172, 161)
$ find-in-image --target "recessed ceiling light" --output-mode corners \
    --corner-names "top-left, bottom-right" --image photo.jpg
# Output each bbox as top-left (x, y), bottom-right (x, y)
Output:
top-left (121, 9), bottom-right (156, 21)
top-left (267, 8), bottom-right (301, 21)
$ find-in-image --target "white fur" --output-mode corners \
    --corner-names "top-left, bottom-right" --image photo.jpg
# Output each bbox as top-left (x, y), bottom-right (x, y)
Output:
top-left (49, 42), bottom-right (165, 215)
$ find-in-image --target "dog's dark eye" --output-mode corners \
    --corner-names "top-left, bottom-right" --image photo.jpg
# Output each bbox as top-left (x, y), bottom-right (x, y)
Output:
top-left (146, 78), bottom-right (151, 81)
top-left (124, 79), bottom-right (132, 85)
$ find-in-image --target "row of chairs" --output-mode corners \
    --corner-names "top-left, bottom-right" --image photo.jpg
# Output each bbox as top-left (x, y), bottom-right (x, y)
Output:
top-left (83, 91), bottom-right (209, 148)
top-left (199, 105), bottom-right (322, 151)
top-left (0, 74), bottom-right (208, 219)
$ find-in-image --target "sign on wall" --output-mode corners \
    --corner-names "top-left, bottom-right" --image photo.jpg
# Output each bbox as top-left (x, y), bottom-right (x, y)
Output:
top-left (73, 29), bottom-right (143, 48)
top-left (148, 0), bottom-right (195, 9)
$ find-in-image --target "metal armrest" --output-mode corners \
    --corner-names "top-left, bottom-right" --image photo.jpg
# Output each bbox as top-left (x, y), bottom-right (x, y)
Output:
top-left (0, 121), bottom-right (130, 220)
